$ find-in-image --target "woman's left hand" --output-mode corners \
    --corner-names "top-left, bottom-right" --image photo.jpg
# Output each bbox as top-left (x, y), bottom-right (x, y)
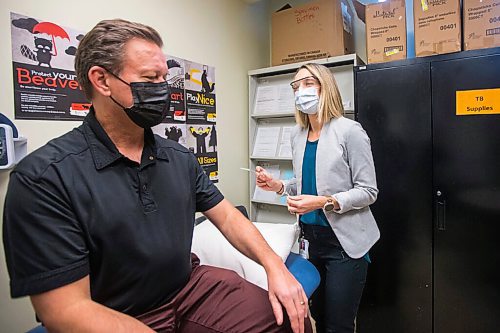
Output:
top-left (287, 195), bottom-right (324, 215)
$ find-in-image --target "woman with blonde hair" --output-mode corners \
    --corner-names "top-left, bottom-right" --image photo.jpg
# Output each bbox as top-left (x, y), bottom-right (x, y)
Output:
top-left (256, 63), bottom-right (379, 333)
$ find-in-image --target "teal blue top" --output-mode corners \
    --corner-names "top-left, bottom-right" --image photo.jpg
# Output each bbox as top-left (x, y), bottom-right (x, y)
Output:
top-left (300, 140), bottom-right (329, 227)
top-left (299, 139), bottom-right (372, 263)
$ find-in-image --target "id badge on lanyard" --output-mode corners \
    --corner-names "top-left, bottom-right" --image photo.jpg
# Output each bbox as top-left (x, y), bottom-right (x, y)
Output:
top-left (299, 237), bottom-right (309, 259)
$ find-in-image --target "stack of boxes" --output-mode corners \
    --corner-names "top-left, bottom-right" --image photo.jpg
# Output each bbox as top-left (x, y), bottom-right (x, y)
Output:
top-left (363, 0), bottom-right (407, 63)
top-left (413, 0), bottom-right (462, 57)
top-left (463, 0), bottom-right (500, 51)
top-left (271, 0), bottom-right (354, 66)
top-left (271, 0), bottom-right (499, 65)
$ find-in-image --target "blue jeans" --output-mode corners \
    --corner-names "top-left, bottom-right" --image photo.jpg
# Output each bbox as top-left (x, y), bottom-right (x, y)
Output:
top-left (301, 223), bottom-right (368, 333)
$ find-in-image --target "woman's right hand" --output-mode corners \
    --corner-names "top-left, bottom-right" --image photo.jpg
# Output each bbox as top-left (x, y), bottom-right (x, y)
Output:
top-left (255, 166), bottom-right (283, 193)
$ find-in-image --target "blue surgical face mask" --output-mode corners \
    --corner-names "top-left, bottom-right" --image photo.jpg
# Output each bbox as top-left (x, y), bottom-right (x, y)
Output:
top-left (294, 87), bottom-right (319, 115)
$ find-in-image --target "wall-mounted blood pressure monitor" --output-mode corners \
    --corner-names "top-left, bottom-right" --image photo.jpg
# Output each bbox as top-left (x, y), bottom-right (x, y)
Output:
top-left (0, 114), bottom-right (27, 170)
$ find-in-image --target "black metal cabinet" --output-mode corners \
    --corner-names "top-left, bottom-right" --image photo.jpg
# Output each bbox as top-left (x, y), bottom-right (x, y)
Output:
top-left (355, 62), bottom-right (433, 333)
top-left (431, 53), bottom-right (500, 333)
top-left (354, 48), bottom-right (500, 333)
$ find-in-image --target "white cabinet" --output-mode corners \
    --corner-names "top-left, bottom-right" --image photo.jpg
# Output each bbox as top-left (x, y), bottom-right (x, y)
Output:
top-left (247, 54), bottom-right (361, 223)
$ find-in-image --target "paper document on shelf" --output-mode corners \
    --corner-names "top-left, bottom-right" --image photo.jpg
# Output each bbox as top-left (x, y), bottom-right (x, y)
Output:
top-left (278, 85), bottom-right (295, 114)
top-left (253, 165), bottom-right (280, 202)
top-left (254, 86), bottom-right (277, 114)
top-left (252, 127), bottom-right (280, 157)
top-left (254, 84), bottom-right (295, 115)
top-left (278, 126), bottom-right (293, 158)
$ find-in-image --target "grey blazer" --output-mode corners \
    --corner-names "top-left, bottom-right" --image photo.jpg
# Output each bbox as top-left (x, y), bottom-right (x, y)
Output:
top-left (284, 116), bottom-right (380, 258)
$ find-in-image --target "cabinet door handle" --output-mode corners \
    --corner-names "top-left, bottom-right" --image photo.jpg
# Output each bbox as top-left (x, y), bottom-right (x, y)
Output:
top-left (436, 200), bottom-right (446, 231)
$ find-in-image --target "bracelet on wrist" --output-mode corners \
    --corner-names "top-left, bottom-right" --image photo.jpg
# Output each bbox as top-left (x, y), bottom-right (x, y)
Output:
top-left (276, 182), bottom-right (284, 195)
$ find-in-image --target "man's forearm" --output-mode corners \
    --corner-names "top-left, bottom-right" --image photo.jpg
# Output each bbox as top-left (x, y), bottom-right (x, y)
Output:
top-left (205, 200), bottom-right (284, 271)
top-left (33, 298), bottom-right (154, 333)
top-left (228, 215), bottom-right (283, 270)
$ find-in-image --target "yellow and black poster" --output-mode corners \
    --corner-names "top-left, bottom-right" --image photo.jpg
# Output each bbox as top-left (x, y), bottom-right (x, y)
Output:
top-left (153, 56), bottom-right (218, 182)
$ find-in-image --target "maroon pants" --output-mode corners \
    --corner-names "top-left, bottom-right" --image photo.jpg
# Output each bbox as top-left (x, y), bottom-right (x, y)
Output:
top-left (136, 254), bottom-right (312, 333)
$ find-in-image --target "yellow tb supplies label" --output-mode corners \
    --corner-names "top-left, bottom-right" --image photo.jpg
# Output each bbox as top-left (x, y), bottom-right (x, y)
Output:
top-left (456, 88), bottom-right (500, 116)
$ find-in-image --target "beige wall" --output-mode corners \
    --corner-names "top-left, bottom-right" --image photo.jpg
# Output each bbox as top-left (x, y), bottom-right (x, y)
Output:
top-left (0, 0), bottom-right (269, 330)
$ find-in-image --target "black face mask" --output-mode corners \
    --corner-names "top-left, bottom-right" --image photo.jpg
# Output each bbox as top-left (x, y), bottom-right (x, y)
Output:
top-left (106, 69), bottom-right (171, 128)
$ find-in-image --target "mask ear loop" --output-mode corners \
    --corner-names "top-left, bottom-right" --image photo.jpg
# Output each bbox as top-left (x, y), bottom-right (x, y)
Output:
top-left (100, 66), bottom-right (133, 109)
top-left (109, 95), bottom-right (128, 110)
top-left (101, 66), bottom-right (131, 86)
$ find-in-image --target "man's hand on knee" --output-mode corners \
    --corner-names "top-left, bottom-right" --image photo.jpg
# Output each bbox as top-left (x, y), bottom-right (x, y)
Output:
top-left (267, 261), bottom-right (308, 333)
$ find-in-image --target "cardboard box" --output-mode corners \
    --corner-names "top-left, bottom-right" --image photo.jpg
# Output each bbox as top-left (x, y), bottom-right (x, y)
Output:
top-left (271, 0), bottom-right (354, 66)
top-left (363, 0), bottom-right (407, 64)
top-left (413, 0), bottom-right (461, 57)
top-left (463, 0), bottom-right (500, 51)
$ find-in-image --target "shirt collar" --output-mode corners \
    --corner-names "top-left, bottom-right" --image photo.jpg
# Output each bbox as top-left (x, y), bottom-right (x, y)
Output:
top-left (83, 107), bottom-right (168, 170)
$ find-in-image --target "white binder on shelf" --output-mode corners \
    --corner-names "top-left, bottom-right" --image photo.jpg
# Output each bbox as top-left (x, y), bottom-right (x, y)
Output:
top-left (253, 84), bottom-right (294, 115)
top-left (252, 126), bottom-right (280, 157)
top-left (277, 126), bottom-right (293, 158)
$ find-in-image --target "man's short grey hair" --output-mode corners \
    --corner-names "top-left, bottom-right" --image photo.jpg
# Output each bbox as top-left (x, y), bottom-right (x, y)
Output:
top-left (75, 19), bottom-right (163, 99)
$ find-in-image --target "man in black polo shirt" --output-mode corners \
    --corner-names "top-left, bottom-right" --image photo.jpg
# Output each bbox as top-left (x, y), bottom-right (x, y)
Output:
top-left (3, 19), bottom-right (311, 333)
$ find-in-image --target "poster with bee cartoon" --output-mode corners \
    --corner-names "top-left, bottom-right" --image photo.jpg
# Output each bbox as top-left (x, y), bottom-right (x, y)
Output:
top-left (10, 12), bottom-right (90, 120)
